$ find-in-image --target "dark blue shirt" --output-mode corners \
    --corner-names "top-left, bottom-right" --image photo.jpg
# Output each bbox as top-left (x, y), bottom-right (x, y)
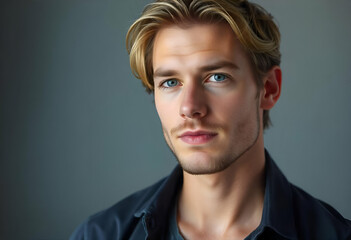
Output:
top-left (70, 151), bottom-right (351, 239)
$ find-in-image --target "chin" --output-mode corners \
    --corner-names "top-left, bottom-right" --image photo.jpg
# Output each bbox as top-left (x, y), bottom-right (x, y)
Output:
top-left (176, 152), bottom-right (235, 175)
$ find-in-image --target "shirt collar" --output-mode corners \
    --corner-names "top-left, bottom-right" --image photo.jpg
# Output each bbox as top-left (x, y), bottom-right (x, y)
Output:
top-left (134, 165), bottom-right (183, 237)
top-left (134, 150), bottom-right (298, 239)
top-left (260, 149), bottom-right (298, 240)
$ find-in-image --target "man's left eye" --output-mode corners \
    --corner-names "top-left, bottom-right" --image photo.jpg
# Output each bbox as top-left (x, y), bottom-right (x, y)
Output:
top-left (208, 74), bottom-right (227, 82)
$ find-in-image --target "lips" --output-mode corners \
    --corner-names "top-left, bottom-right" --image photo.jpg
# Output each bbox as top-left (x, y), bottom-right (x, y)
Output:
top-left (179, 131), bottom-right (217, 145)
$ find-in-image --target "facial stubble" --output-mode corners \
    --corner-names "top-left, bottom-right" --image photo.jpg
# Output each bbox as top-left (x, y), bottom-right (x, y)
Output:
top-left (161, 99), bottom-right (261, 175)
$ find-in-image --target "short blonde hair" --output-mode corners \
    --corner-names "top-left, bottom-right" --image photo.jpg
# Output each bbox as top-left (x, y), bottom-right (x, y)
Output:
top-left (126, 0), bottom-right (281, 129)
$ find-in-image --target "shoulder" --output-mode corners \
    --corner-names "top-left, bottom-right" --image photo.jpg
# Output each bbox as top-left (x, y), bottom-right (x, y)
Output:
top-left (290, 184), bottom-right (351, 239)
top-left (69, 177), bottom-right (168, 240)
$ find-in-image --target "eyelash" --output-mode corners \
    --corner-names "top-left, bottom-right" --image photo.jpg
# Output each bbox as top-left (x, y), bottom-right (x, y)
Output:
top-left (158, 73), bottom-right (231, 90)
top-left (159, 79), bottom-right (181, 89)
top-left (207, 73), bottom-right (229, 82)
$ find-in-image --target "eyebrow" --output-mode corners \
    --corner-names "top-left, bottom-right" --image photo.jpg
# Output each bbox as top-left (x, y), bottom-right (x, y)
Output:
top-left (200, 60), bottom-right (239, 72)
top-left (153, 60), bottom-right (239, 78)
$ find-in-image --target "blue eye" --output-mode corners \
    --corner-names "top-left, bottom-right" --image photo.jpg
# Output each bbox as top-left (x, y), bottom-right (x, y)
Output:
top-left (162, 79), bottom-right (179, 88)
top-left (209, 73), bottom-right (227, 82)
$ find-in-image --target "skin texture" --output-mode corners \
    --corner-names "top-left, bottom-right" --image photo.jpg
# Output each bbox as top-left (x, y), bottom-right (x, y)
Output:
top-left (154, 23), bottom-right (260, 175)
top-left (153, 23), bottom-right (281, 239)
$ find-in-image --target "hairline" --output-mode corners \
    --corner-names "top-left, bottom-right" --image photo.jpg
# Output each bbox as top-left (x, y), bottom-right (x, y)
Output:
top-left (149, 20), bottom-right (265, 90)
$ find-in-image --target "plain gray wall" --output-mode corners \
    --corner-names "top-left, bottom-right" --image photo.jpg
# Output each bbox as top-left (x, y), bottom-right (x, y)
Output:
top-left (1, 0), bottom-right (350, 239)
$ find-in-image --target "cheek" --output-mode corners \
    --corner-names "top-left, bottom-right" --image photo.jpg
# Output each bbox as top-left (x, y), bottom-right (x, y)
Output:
top-left (212, 93), bottom-right (246, 116)
top-left (155, 96), bottom-right (177, 128)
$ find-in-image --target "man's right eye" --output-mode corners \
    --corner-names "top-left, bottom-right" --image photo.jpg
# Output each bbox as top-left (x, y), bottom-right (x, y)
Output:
top-left (161, 79), bottom-right (179, 88)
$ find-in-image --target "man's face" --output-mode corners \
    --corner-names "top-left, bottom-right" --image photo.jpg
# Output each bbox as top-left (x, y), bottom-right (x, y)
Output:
top-left (153, 23), bottom-right (262, 175)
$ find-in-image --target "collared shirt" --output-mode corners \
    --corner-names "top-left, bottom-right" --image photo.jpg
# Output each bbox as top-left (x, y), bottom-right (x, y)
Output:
top-left (70, 151), bottom-right (351, 240)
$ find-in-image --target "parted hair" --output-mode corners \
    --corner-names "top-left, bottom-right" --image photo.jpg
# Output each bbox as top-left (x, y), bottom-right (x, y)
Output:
top-left (126, 0), bottom-right (281, 129)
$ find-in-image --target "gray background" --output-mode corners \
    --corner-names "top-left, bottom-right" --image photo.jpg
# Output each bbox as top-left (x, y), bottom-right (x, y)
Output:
top-left (1, 0), bottom-right (350, 239)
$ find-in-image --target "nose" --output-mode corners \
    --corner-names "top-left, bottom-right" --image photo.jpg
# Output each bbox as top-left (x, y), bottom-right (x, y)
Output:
top-left (179, 82), bottom-right (208, 119)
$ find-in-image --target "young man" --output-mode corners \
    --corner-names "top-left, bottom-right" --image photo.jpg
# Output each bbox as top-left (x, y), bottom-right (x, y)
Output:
top-left (70, 0), bottom-right (351, 239)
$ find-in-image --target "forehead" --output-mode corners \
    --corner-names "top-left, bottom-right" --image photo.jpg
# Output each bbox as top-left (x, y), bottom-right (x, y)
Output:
top-left (152, 23), bottom-right (248, 70)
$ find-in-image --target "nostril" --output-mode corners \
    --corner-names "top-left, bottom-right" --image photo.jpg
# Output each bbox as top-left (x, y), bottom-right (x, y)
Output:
top-left (179, 87), bottom-right (207, 119)
top-left (180, 106), bottom-right (206, 119)
top-left (191, 111), bottom-right (203, 118)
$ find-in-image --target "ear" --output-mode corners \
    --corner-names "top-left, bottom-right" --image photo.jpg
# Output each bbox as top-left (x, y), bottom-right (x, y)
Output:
top-left (260, 66), bottom-right (282, 110)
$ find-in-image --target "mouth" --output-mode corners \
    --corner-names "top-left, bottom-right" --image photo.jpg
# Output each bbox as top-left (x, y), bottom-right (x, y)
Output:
top-left (178, 131), bottom-right (218, 145)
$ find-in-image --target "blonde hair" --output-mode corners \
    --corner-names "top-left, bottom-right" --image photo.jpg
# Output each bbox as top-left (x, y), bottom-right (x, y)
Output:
top-left (126, 0), bottom-right (281, 129)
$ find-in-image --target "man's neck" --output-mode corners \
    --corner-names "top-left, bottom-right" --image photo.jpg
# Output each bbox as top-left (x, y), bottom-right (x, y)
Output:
top-left (177, 141), bottom-right (266, 240)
